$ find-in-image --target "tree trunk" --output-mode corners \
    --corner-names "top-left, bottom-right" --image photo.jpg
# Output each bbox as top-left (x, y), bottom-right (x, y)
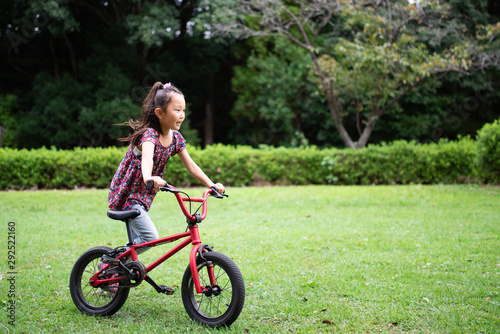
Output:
top-left (49, 38), bottom-right (60, 79)
top-left (204, 72), bottom-right (215, 146)
top-left (356, 115), bottom-right (378, 149)
top-left (310, 52), bottom-right (357, 149)
top-left (323, 78), bottom-right (356, 149)
top-left (336, 121), bottom-right (356, 149)
top-left (320, 65), bottom-right (415, 149)
top-left (63, 32), bottom-right (78, 78)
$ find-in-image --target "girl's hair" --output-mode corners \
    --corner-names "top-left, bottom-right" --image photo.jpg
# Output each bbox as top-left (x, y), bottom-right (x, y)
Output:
top-left (120, 82), bottom-right (183, 146)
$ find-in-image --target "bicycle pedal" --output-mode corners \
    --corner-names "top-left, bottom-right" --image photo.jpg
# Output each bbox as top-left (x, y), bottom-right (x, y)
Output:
top-left (159, 285), bottom-right (175, 295)
top-left (101, 254), bottom-right (121, 266)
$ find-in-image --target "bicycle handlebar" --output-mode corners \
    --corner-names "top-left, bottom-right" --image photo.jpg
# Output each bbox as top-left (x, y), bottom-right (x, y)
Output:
top-left (146, 180), bottom-right (179, 193)
top-left (146, 181), bottom-right (227, 197)
top-left (146, 180), bottom-right (227, 222)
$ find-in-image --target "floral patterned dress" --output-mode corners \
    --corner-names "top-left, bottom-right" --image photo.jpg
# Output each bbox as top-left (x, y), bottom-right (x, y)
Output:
top-left (108, 128), bottom-right (186, 211)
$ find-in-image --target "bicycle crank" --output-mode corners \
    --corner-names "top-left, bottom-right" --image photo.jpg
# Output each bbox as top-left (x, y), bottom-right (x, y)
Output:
top-left (122, 261), bottom-right (146, 287)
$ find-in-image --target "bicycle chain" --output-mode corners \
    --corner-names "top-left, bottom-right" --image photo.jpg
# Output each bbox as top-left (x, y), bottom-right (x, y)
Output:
top-left (100, 261), bottom-right (146, 289)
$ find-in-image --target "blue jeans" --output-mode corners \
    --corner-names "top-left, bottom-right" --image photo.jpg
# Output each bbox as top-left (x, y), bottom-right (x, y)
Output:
top-left (129, 204), bottom-right (159, 254)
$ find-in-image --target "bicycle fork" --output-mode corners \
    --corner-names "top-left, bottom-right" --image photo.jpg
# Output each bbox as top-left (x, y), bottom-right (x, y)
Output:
top-left (189, 226), bottom-right (216, 294)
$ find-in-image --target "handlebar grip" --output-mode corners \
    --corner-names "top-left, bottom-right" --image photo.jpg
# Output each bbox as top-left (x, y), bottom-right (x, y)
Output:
top-left (147, 180), bottom-right (178, 193)
top-left (160, 184), bottom-right (181, 194)
top-left (210, 187), bottom-right (228, 199)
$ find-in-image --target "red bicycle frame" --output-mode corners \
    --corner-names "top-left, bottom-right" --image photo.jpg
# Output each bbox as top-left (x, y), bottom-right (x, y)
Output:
top-left (89, 186), bottom-right (216, 294)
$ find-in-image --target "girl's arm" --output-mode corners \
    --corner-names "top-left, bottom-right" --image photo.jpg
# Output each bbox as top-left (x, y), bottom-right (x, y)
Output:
top-left (177, 149), bottom-right (225, 193)
top-left (141, 141), bottom-right (167, 188)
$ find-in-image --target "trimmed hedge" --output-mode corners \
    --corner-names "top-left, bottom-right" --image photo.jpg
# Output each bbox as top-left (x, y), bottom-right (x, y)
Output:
top-left (476, 118), bottom-right (500, 184)
top-left (0, 146), bottom-right (124, 189)
top-left (1, 135), bottom-right (496, 190)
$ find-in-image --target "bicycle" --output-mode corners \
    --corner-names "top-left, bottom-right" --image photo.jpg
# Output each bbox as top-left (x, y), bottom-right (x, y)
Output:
top-left (69, 183), bottom-right (245, 328)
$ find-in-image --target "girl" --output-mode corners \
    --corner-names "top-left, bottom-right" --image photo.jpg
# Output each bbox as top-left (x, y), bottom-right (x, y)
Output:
top-left (108, 82), bottom-right (224, 253)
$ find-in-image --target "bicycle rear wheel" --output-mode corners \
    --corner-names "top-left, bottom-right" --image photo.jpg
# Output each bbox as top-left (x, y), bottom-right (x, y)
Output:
top-left (181, 251), bottom-right (245, 327)
top-left (69, 246), bottom-right (130, 316)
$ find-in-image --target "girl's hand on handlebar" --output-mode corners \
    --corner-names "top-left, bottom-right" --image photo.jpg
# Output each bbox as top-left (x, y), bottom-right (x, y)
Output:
top-left (145, 176), bottom-right (167, 190)
top-left (212, 183), bottom-right (225, 194)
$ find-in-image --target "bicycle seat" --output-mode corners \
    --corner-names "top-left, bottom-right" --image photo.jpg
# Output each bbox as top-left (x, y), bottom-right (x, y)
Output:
top-left (107, 209), bottom-right (141, 221)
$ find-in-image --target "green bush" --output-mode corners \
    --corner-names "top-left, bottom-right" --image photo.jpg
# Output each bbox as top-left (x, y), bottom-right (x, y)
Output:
top-left (319, 138), bottom-right (477, 185)
top-left (476, 118), bottom-right (500, 183)
top-left (0, 146), bottom-right (126, 189)
top-left (0, 138), bottom-right (486, 190)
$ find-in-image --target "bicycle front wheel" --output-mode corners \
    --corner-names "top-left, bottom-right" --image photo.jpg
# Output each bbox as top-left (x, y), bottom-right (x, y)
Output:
top-left (69, 246), bottom-right (130, 316)
top-left (181, 251), bottom-right (245, 327)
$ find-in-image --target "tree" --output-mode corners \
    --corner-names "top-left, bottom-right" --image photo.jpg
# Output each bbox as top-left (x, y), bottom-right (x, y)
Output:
top-left (210, 0), bottom-right (500, 148)
top-left (1, 0), bottom-right (236, 148)
top-left (230, 38), bottom-right (336, 146)
top-left (0, 95), bottom-right (18, 148)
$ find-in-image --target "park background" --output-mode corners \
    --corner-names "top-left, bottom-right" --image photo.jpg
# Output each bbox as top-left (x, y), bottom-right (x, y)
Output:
top-left (1, 0), bottom-right (499, 152)
top-left (1, 0), bottom-right (500, 188)
top-left (1, 0), bottom-right (500, 333)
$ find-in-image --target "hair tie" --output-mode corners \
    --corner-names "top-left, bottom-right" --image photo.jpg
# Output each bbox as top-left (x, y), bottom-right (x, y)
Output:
top-left (163, 82), bottom-right (171, 89)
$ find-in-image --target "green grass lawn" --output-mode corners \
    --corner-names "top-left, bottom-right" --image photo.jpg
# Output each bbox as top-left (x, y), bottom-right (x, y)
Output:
top-left (1, 185), bottom-right (499, 333)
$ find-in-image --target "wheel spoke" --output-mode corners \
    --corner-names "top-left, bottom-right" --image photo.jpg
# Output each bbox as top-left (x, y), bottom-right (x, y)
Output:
top-left (191, 263), bottom-right (232, 317)
top-left (218, 286), bottom-right (232, 305)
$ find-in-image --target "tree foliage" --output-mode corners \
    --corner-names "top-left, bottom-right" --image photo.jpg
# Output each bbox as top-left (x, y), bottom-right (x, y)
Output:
top-left (210, 0), bottom-right (500, 148)
top-left (0, 0), bottom-right (498, 149)
top-left (231, 38), bottom-right (336, 146)
top-left (0, 0), bottom-right (236, 148)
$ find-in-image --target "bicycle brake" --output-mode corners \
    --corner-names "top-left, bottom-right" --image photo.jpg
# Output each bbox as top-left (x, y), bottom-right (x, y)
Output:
top-left (198, 244), bottom-right (214, 264)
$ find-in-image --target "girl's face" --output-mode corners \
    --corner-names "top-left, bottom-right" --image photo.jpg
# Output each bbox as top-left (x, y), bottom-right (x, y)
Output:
top-left (157, 93), bottom-right (185, 132)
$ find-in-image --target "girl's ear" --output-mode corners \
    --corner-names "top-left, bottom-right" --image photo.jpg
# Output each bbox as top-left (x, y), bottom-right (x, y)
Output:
top-left (154, 107), bottom-right (163, 119)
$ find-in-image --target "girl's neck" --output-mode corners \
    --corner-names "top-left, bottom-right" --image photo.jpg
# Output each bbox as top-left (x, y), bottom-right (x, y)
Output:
top-left (159, 128), bottom-right (172, 137)
top-left (158, 129), bottom-right (173, 147)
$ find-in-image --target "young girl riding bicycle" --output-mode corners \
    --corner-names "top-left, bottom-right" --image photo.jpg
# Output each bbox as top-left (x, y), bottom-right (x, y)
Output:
top-left (108, 82), bottom-right (224, 252)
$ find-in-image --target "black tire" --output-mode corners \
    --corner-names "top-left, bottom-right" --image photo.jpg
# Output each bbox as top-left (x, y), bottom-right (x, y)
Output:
top-left (181, 252), bottom-right (245, 327)
top-left (69, 246), bottom-right (130, 316)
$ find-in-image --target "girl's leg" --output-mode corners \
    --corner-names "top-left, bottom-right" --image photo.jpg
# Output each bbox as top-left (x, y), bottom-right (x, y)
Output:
top-left (129, 204), bottom-right (159, 254)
